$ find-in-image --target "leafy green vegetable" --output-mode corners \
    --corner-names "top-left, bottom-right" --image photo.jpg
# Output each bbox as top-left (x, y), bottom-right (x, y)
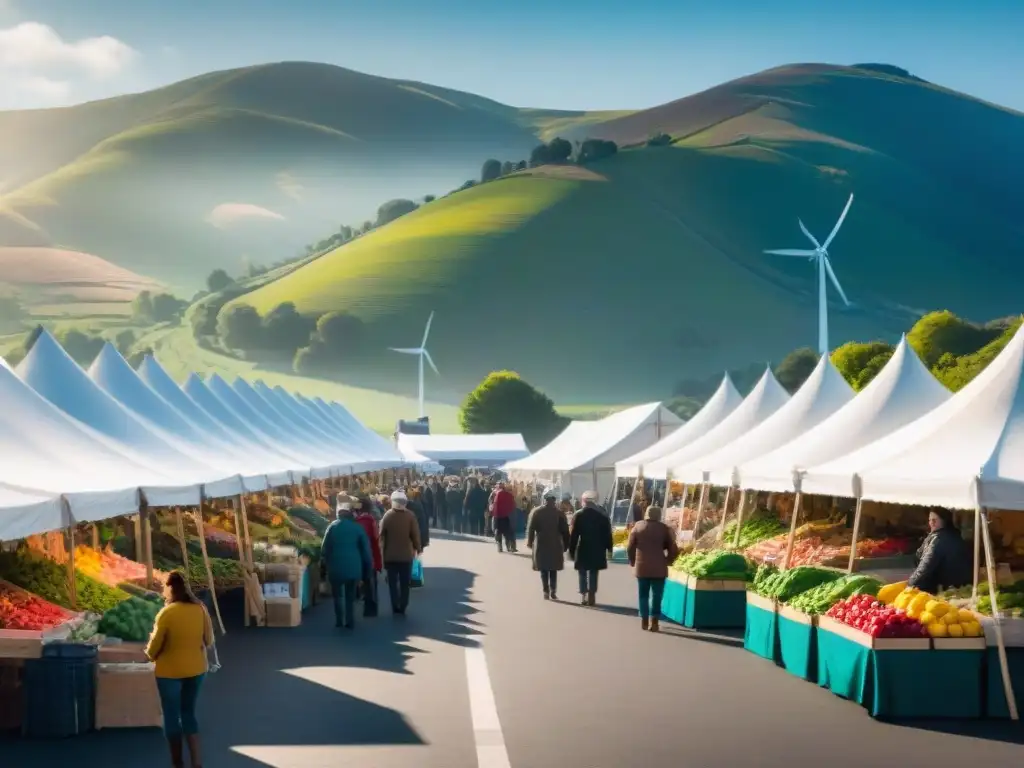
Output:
top-left (99, 596), bottom-right (163, 642)
top-left (787, 574), bottom-right (883, 614)
top-left (722, 514), bottom-right (788, 550)
top-left (0, 548), bottom-right (130, 614)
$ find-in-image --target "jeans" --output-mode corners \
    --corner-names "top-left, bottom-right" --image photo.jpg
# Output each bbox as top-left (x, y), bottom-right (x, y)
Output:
top-left (331, 579), bottom-right (358, 627)
top-left (363, 573), bottom-right (378, 616)
top-left (494, 517), bottom-right (514, 549)
top-left (385, 561), bottom-right (413, 613)
top-left (577, 569), bottom-right (599, 594)
top-left (637, 577), bottom-right (666, 620)
top-left (156, 674), bottom-right (205, 737)
top-left (540, 570), bottom-right (558, 594)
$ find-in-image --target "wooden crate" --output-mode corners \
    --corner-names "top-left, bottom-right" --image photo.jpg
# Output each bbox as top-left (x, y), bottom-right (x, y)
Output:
top-left (0, 630), bottom-right (43, 660)
top-left (817, 615), bottom-right (930, 650)
top-left (95, 663), bottom-right (163, 730)
top-left (98, 642), bottom-right (149, 663)
top-left (265, 596), bottom-right (301, 628)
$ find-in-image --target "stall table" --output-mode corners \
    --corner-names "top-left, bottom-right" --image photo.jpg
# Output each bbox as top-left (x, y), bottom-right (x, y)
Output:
top-left (777, 605), bottom-right (818, 682)
top-left (743, 593), bottom-right (777, 661)
top-left (683, 576), bottom-right (746, 630)
top-left (661, 572), bottom-right (688, 625)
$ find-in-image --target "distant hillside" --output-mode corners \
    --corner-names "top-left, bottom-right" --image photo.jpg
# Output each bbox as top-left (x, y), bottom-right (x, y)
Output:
top-left (232, 64), bottom-right (1024, 404)
top-left (0, 62), bottom-right (620, 289)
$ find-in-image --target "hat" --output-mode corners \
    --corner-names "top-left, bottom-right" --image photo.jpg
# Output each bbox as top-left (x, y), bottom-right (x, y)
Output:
top-left (543, 488), bottom-right (557, 500)
top-left (391, 490), bottom-right (408, 505)
top-left (337, 501), bottom-right (352, 512)
top-left (561, 492), bottom-right (573, 502)
top-left (581, 490), bottom-right (597, 502)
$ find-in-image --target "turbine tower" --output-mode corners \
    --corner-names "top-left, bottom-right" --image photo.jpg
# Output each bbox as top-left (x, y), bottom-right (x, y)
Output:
top-left (764, 194), bottom-right (854, 355)
top-left (389, 311), bottom-right (439, 418)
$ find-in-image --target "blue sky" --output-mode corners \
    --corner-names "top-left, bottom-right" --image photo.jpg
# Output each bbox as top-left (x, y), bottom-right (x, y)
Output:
top-left (1, 0), bottom-right (1021, 112)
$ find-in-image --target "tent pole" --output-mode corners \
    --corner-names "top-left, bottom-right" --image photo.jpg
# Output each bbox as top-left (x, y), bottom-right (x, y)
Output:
top-left (689, 483), bottom-right (709, 548)
top-left (716, 486), bottom-right (734, 542)
top-left (140, 499), bottom-right (154, 589)
top-left (62, 498), bottom-right (77, 611)
top-left (194, 502), bottom-right (226, 635)
top-left (174, 508), bottom-right (189, 571)
top-left (781, 492), bottom-right (804, 570)
top-left (972, 506), bottom-right (981, 601)
top-left (133, 514), bottom-right (144, 563)
top-left (846, 497), bottom-right (864, 574)
top-left (731, 489), bottom-right (748, 548)
top-left (91, 524), bottom-right (100, 550)
top-left (625, 469), bottom-right (642, 527)
top-left (979, 504), bottom-right (1018, 720)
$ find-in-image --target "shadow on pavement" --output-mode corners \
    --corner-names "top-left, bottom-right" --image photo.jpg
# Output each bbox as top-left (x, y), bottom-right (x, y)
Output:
top-left (1, 566), bottom-right (481, 768)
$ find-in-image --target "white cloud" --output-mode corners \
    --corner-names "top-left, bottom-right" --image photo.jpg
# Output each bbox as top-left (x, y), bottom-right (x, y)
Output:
top-left (206, 203), bottom-right (287, 229)
top-left (0, 71), bottom-right (69, 99)
top-left (0, 22), bottom-right (136, 79)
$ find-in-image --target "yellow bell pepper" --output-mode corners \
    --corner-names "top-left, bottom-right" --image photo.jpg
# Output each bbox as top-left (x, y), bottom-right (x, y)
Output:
top-left (925, 599), bottom-right (949, 618)
top-left (928, 622), bottom-right (949, 638)
top-left (877, 581), bottom-right (907, 605)
top-left (918, 611), bottom-right (936, 626)
top-left (947, 623), bottom-right (964, 638)
top-left (943, 608), bottom-right (961, 625)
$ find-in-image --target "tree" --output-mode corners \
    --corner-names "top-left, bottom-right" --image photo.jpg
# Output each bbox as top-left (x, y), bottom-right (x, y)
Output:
top-left (647, 133), bottom-right (672, 147)
top-left (131, 291), bottom-right (154, 321)
top-left (577, 138), bottom-right (618, 164)
top-left (515, 160), bottom-right (527, 171)
top-left (500, 161), bottom-right (514, 176)
top-left (481, 159), bottom-right (502, 182)
top-left (114, 329), bottom-right (136, 355)
top-left (262, 302), bottom-right (315, 353)
top-left (459, 180), bottom-right (476, 191)
top-left (150, 293), bottom-right (187, 322)
top-left (217, 304), bottom-right (263, 351)
top-left (830, 340), bottom-right (894, 389)
top-left (529, 143), bottom-right (550, 167)
top-left (907, 310), bottom-right (999, 369)
top-left (293, 311), bottom-right (366, 376)
top-left (423, 195), bottom-right (435, 204)
top-left (666, 395), bottom-right (703, 421)
top-left (547, 137), bottom-right (572, 163)
top-left (206, 269), bottom-right (234, 293)
top-left (56, 328), bottom-right (104, 366)
top-left (376, 199), bottom-right (418, 227)
top-left (459, 371), bottom-right (568, 450)
top-left (0, 294), bottom-right (27, 332)
top-left (774, 348), bottom-right (819, 393)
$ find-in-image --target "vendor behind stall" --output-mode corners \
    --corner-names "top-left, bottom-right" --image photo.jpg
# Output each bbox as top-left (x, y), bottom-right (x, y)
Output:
top-left (907, 508), bottom-right (972, 593)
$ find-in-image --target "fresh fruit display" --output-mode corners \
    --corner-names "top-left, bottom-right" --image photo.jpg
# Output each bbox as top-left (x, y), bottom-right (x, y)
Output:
top-left (248, 504), bottom-right (289, 528)
top-left (180, 554), bottom-right (245, 593)
top-left (672, 550), bottom-right (751, 580)
top-left (98, 595), bottom-right (163, 642)
top-left (286, 505), bottom-right (329, 536)
top-left (941, 579), bottom-right (1024, 618)
top-left (877, 581), bottom-right (908, 605)
top-left (753, 565), bottom-right (843, 603)
top-left (787, 575), bottom-right (883, 615)
top-left (0, 581), bottom-right (70, 631)
top-left (888, 587), bottom-right (983, 638)
top-left (826, 594), bottom-right (928, 638)
top-left (613, 528), bottom-right (629, 547)
top-left (0, 548), bottom-right (130, 614)
top-left (746, 534), bottom-right (914, 567)
top-left (74, 546), bottom-right (169, 589)
top-left (723, 514), bottom-right (787, 550)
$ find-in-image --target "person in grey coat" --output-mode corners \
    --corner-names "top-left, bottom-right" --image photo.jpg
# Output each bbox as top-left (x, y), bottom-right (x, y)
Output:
top-left (527, 489), bottom-right (571, 600)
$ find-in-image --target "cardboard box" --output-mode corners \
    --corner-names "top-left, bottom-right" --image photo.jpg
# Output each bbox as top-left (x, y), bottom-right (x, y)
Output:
top-left (265, 596), bottom-right (301, 628)
top-left (0, 630), bottom-right (43, 660)
top-left (95, 663), bottom-right (163, 729)
top-left (98, 642), bottom-right (148, 663)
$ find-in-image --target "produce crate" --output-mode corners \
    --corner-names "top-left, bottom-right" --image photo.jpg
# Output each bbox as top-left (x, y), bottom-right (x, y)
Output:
top-left (683, 576), bottom-right (746, 630)
top-left (98, 642), bottom-right (148, 663)
top-left (95, 662), bottom-right (163, 729)
top-left (986, 646), bottom-right (1024, 719)
top-left (0, 629), bottom-right (43, 660)
top-left (660, 572), bottom-right (688, 625)
top-left (265, 596), bottom-right (302, 628)
top-left (777, 605), bottom-right (817, 682)
top-left (743, 592), bottom-right (777, 661)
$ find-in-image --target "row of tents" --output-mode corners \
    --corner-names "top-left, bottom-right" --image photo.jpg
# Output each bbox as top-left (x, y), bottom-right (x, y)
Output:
top-left (0, 330), bottom-right (433, 542)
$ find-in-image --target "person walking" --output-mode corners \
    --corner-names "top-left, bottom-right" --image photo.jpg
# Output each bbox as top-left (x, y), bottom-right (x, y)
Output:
top-left (321, 502), bottom-right (373, 629)
top-left (569, 490), bottom-right (614, 606)
top-left (527, 489), bottom-right (571, 600)
top-left (146, 570), bottom-right (216, 768)
top-left (407, 484), bottom-right (431, 550)
top-left (380, 490), bottom-right (423, 615)
top-left (353, 495), bottom-right (383, 617)
top-left (445, 477), bottom-right (465, 534)
top-left (626, 506), bottom-right (679, 632)
top-left (464, 477), bottom-right (488, 536)
top-left (490, 481), bottom-right (517, 553)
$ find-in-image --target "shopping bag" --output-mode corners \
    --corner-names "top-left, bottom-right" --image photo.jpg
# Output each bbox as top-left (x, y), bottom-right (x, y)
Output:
top-left (411, 557), bottom-right (424, 588)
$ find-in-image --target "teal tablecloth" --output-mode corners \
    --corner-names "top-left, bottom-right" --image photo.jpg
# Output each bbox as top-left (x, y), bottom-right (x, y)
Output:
top-left (661, 578), bottom-right (688, 625)
top-left (872, 648), bottom-right (983, 719)
top-left (743, 600), bottom-right (777, 661)
top-left (816, 627), bottom-right (872, 704)
top-left (777, 612), bottom-right (816, 682)
top-left (986, 647), bottom-right (1024, 719)
top-left (300, 567), bottom-right (312, 611)
top-left (684, 585), bottom-right (746, 630)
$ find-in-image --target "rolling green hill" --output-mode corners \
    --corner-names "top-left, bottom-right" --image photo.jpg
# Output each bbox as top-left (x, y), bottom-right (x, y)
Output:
top-left (233, 64), bottom-right (1024, 405)
top-left (0, 61), bottom-right (622, 290)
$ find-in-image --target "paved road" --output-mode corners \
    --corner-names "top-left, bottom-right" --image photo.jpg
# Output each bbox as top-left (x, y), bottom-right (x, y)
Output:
top-left (4, 533), bottom-right (1023, 767)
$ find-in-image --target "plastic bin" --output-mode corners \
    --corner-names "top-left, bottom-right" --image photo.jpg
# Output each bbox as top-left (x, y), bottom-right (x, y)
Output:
top-left (22, 643), bottom-right (97, 738)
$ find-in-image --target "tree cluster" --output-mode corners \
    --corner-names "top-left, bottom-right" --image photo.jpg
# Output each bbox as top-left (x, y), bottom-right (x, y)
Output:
top-left (131, 290), bottom-right (188, 324)
top-left (293, 311), bottom-right (367, 376)
top-left (459, 370), bottom-right (568, 450)
top-left (529, 137), bottom-right (573, 167)
top-left (0, 294), bottom-right (27, 333)
top-left (577, 138), bottom-right (618, 164)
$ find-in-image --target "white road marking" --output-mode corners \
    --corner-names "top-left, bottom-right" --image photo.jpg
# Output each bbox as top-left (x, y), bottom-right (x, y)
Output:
top-left (465, 648), bottom-right (512, 768)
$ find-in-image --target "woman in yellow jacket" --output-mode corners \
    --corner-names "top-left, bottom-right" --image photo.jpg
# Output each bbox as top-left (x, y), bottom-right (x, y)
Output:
top-left (146, 571), bottom-right (215, 768)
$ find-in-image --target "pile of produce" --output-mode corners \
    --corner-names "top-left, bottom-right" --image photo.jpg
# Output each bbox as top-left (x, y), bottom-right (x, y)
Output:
top-left (672, 551), bottom-right (751, 580)
top-left (826, 594), bottom-right (928, 638)
top-left (248, 504), bottom-right (289, 528)
top-left (746, 534), bottom-right (913, 568)
top-left (287, 505), bottom-right (329, 537)
top-left (74, 546), bottom-right (168, 589)
top-left (787, 574), bottom-right (883, 615)
top-left (886, 585), bottom-right (983, 638)
top-left (613, 528), bottom-right (629, 548)
top-left (98, 594), bottom-right (163, 642)
top-left (182, 554), bottom-right (245, 593)
top-left (283, 539), bottom-right (322, 564)
top-left (751, 565), bottom-right (843, 603)
top-left (723, 514), bottom-right (787, 550)
top-left (0, 581), bottom-right (70, 631)
top-left (941, 579), bottom-right (1024, 618)
top-left (0, 549), bottom-right (130, 614)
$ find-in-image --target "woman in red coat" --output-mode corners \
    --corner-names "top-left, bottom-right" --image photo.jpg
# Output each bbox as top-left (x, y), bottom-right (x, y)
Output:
top-left (353, 496), bottom-right (383, 616)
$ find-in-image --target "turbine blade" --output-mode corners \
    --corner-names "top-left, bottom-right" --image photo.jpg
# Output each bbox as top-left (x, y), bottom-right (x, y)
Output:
top-left (389, 347), bottom-right (421, 354)
top-left (822, 193), bottom-right (854, 250)
top-left (421, 311), bottom-right (435, 347)
top-left (798, 219), bottom-right (822, 249)
top-left (823, 257), bottom-right (850, 306)
top-left (423, 349), bottom-right (440, 375)
top-left (764, 249), bottom-right (817, 257)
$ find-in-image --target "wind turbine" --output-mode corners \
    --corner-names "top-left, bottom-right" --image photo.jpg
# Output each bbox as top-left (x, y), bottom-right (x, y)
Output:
top-left (389, 311), bottom-right (439, 418)
top-left (764, 193), bottom-right (854, 356)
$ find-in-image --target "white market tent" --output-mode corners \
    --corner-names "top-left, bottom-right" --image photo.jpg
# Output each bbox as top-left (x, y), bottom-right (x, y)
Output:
top-left (687, 356), bottom-right (855, 487)
top-left (0, 485), bottom-right (64, 542)
top-left (137, 357), bottom-right (297, 487)
top-left (615, 374), bottom-right (743, 479)
top-left (645, 369), bottom-right (790, 481)
top-left (317, 397), bottom-right (410, 466)
top-left (505, 403), bottom-right (682, 501)
top-left (398, 433), bottom-right (530, 464)
top-left (740, 336), bottom-right (950, 494)
top-left (301, 393), bottom-right (404, 467)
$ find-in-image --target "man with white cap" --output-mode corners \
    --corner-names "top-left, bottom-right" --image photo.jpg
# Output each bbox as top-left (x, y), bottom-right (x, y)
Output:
top-left (321, 501), bottom-right (373, 629)
top-left (379, 490), bottom-right (423, 615)
top-left (568, 490), bottom-right (614, 606)
top-left (527, 488), bottom-right (571, 600)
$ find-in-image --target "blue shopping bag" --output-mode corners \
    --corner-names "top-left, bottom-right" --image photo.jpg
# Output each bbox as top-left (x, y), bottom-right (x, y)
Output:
top-left (411, 557), bottom-right (424, 588)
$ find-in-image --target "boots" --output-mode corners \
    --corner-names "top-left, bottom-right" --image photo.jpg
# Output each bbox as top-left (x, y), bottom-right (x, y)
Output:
top-left (649, 618), bottom-right (660, 633)
top-left (168, 735), bottom-right (184, 768)
top-left (186, 733), bottom-right (203, 768)
top-left (641, 616), bottom-right (649, 631)
top-left (587, 591), bottom-right (596, 606)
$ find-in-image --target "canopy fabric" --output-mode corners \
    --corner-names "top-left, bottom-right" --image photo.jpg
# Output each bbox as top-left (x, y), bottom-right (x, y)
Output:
top-left (688, 357), bottom-right (855, 486)
top-left (503, 421), bottom-right (594, 472)
top-left (802, 322), bottom-right (1024, 510)
top-left (0, 484), bottom-right (64, 542)
top-left (645, 369), bottom-right (791, 481)
top-left (397, 433), bottom-right (530, 463)
top-left (616, 374), bottom-right (743, 478)
top-left (300, 394), bottom-right (405, 467)
top-left (740, 337), bottom-right (950, 493)
top-left (137, 357), bottom-right (296, 487)
top-left (317, 397), bottom-right (405, 459)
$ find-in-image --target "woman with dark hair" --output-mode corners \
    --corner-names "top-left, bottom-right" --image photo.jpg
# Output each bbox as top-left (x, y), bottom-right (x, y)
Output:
top-left (146, 571), bottom-right (215, 768)
top-left (907, 508), bottom-right (973, 594)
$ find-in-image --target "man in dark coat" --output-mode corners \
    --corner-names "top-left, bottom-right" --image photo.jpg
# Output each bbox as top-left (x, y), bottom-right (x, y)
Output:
top-left (464, 477), bottom-right (488, 536)
top-left (445, 479), bottom-right (465, 534)
top-left (429, 476), bottom-right (447, 529)
top-left (407, 485), bottom-right (431, 549)
top-left (527, 489), bottom-right (570, 600)
top-left (568, 490), bottom-right (614, 606)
